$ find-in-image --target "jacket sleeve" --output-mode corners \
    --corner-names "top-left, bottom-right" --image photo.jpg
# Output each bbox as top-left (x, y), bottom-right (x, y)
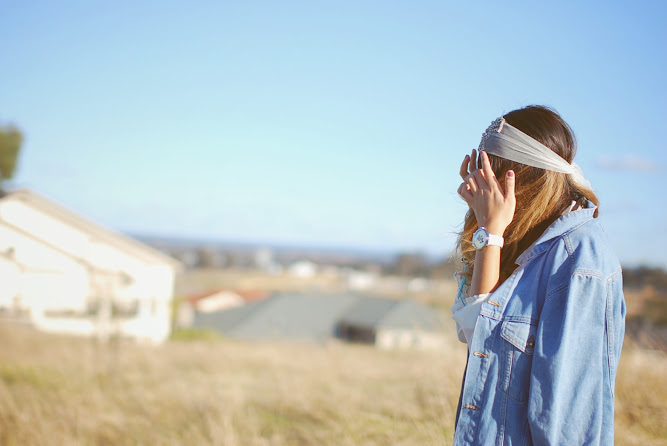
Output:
top-left (527, 272), bottom-right (620, 445)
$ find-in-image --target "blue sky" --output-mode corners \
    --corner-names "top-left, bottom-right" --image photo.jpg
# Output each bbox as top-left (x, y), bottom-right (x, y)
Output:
top-left (1, 1), bottom-right (666, 267)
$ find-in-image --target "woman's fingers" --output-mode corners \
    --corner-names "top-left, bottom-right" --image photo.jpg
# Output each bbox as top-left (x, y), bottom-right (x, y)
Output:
top-left (469, 149), bottom-right (477, 173)
top-left (457, 150), bottom-right (516, 234)
top-left (459, 150), bottom-right (511, 200)
top-left (480, 151), bottom-right (496, 183)
top-left (505, 170), bottom-right (516, 201)
top-left (471, 169), bottom-right (489, 191)
top-left (458, 182), bottom-right (473, 204)
top-left (478, 151), bottom-right (499, 192)
top-left (466, 174), bottom-right (479, 193)
top-left (479, 151), bottom-right (508, 193)
top-left (460, 155), bottom-right (470, 180)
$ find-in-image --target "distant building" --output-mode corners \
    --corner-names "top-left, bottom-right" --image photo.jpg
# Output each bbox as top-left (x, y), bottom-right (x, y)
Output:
top-left (335, 297), bottom-right (445, 349)
top-left (0, 189), bottom-right (181, 343)
top-left (175, 289), bottom-right (268, 329)
top-left (345, 270), bottom-right (377, 291)
top-left (288, 260), bottom-right (318, 278)
top-left (191, 292), bottom-right (446, 350)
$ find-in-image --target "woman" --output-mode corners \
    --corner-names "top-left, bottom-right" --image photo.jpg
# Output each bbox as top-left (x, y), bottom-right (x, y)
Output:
top-left (451, 105), bottom-right (625, 445)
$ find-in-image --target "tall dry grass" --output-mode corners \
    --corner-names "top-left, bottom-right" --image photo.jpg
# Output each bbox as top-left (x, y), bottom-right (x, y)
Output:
top-left (0, 322), bottom-right (665, 445)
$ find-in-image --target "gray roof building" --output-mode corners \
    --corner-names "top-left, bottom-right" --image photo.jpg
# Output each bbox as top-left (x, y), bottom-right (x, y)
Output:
top-left (192, 293), bottom-right (445, 347)
top-left (337, 296), bottom-right (443, 331)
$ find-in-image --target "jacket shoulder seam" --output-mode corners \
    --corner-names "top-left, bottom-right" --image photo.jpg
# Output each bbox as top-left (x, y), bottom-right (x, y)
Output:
top-left (572, 269), bottom-right (605, 280)
top-left (563, 233), bottom-right (575, 270)
top-left (606, 267), bottom-right (622, 284)
top-left (544, 269), bottom-right (605, 302)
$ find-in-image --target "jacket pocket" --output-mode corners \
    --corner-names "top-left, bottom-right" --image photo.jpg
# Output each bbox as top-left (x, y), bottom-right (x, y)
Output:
top-left (500, 320), bottom-right (537, 403)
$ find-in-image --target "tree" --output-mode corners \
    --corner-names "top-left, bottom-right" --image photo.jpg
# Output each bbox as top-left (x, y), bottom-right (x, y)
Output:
top-left (0, 123), bottom-right (23, 187)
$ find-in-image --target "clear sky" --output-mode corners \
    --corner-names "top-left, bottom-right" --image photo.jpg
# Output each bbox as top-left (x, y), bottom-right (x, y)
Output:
top-left (1, 1), bottom-right (666, 267)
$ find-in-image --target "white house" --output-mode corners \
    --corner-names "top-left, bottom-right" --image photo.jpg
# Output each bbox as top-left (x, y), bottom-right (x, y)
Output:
top-left (0, 189), bottom-right (181, 343)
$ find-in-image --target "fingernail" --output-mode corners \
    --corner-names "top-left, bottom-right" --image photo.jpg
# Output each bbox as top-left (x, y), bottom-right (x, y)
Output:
top-left (508, 171), bottom-right (514, 177)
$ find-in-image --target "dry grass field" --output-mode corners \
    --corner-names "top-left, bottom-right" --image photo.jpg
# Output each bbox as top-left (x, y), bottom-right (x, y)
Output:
top-left (0, 322), bottom-right (665, 446)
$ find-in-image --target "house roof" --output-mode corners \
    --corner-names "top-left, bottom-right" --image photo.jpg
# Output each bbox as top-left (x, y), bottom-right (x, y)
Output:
top-left (337, 297), bottom-right (444, 331)
top-left (336, 296), bottom-right (398, 327)
top-left (374, 299), bottom-right (445, 331)
top-left (0, 188), bottom-right (181, 270)
top-left (192, 293), bottom-right (444, 341)
top-left (194, 292), bottom-right (360, 341)
top-left (186, 289), bottom-right (268, 305)
top-left (194, 299), bottom-right (267, 334)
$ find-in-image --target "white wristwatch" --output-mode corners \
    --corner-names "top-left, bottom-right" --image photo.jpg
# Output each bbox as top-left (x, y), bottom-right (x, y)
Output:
top-left (472, 227), bottom-right (504, 250)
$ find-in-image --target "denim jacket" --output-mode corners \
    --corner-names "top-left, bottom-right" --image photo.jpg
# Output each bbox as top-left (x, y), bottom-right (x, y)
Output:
top-left (454, 203), bottom-right (626, 445)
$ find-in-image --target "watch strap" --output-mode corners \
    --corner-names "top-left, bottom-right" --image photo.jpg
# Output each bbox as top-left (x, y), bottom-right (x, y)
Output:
top-left (487, 232), bottom-right (504, 248)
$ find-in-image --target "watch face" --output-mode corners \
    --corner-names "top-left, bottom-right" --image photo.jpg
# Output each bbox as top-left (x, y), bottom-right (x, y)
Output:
top-left (472, 228), bottom-right (489, 250)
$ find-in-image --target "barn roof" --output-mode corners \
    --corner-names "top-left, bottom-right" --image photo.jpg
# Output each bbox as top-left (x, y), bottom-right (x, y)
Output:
top-left (0, 188), bottom-right (181, 269)
top-left (192, 293), bottom-right (444, 341)
top-left (375, 299), bottom-right (444, 331)
top-left (337, 297), bottom-right (444, 331)
top-left (195, 292), bottom-right (359, 341)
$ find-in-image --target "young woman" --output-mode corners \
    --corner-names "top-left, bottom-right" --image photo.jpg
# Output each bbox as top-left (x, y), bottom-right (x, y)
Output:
top-left (451, 105), bottom-right (625, 445)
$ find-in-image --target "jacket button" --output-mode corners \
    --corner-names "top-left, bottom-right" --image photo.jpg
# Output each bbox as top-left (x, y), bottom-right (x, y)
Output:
top-left (526, 336), bottom-right (535, 349)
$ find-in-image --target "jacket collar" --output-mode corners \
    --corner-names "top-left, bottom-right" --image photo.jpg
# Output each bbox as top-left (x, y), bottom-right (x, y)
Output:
top-left (515, 201), bottom-right (596, 266)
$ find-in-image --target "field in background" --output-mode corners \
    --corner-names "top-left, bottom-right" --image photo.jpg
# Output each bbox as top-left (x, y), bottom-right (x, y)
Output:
top-left (1, 322), bottom-right (665, 445)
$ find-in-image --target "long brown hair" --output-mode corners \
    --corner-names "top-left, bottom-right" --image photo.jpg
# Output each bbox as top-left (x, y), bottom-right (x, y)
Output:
top-left (456, 105), bottom-right (598, 285)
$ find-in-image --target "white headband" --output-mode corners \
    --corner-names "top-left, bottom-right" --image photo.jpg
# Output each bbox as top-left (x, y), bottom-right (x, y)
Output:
top-left (479, 117), bottom-right (592, 190)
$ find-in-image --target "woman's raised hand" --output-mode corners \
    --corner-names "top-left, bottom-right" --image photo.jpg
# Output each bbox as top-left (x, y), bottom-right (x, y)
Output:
top-left (458, 149), bottom-right (516, 236)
